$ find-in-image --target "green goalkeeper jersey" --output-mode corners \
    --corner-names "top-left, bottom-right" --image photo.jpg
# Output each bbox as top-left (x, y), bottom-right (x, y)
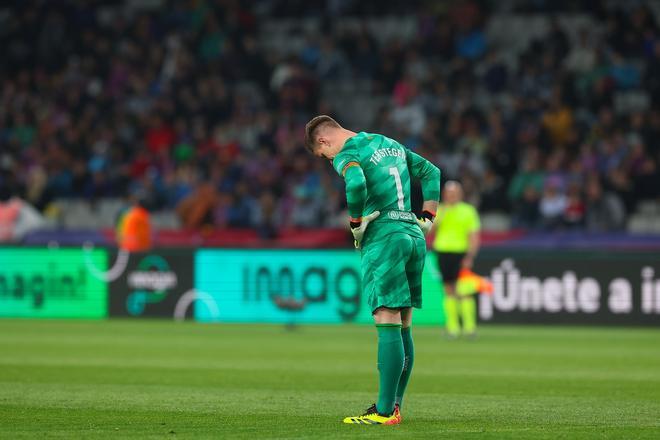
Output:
top-left (332, 132), bottom-right (440, 245)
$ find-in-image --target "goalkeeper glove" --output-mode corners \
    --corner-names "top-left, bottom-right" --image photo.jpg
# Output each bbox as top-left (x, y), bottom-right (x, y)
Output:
top-left (417, 210), bottom-right (435, 236)
top-left (350, 211), bottom-right (380, 249)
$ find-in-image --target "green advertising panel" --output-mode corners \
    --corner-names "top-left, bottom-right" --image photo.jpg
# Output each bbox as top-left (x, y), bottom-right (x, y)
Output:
top-left (0, 248), bottom-right (108, 318)
top-left (195, 249), bottom-right (444, 325)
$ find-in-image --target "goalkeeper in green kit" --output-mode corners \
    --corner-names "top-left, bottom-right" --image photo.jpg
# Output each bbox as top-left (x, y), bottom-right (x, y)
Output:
top-left (304, 115), bottom-right (440, 425)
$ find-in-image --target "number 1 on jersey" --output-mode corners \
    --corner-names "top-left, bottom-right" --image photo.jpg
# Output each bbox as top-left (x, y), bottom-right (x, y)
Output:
top-left (389, 167), bottom-right (405, 210)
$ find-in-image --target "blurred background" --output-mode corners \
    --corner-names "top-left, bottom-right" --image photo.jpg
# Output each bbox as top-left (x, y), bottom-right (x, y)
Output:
top-left (3, 0), bottom-right (660, 244)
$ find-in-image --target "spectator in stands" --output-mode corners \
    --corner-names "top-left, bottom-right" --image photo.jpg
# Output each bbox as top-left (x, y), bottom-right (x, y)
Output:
top-left (584, 178), bottom-right (625, 232)
top-left (605, 165), bottom-right (636, 214)
top-left (609, 52), bottom-right (641, 90)
top-left (542, 94), bottom-right (574, 147)
top-left (253, 191), bottom-right (282, 239)
top-left (631, 154), bottom-right (660, 201)
top-left (391, 76), bottom-right (427, 138)
top-left (479, 50), bottom-right (508, 93)
top-left (0, 184), bottom-right (46, 243)
top-left (539, 181), bottom-right (567, 231)
top-left (478, 168), bottom-right (508, 212)
top-left (564, 29), bottom-right (596, 74)
top-left (644, 41), bottom-right (660, 106)
top-left (176, 183), bottom-right (219, 231)
top-left (226, 182), bottom-right (255, 227)
top-left (509, 151), bottom-right (544, 228)
top-left (563, 182), bottom-right (586, 229)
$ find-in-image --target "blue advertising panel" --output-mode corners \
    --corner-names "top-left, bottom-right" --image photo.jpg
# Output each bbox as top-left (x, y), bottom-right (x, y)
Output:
top-left (195, 249), bottom-right (445, 324)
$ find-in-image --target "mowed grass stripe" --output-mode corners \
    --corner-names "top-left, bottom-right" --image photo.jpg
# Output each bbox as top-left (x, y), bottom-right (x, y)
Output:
top-left (1, 361), bottom-right (660, 391)
top-left (1, 393), bottom-right (659, 439)
top-left (2, 382), bottom-right (659, 417)
top-left (2, 387), bottom-right (659, 432)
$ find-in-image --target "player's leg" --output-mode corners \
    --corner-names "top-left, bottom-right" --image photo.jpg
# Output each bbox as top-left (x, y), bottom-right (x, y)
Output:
top-left (459, 294), bottom-right (477, 337)
top-left (395, 307), bottom-right (414, 414)
top-left (343, 307), bottom-right (402, 425)
top-left (373, 306), bottom-right (404, 418)
top-left (343, 234), bottom-right (412, 424)
top-left (396, 234), bottom-right (424, 411)
top-left (438, 252), bottom-right (463, 337)
top-left (444, 282), bottom-right (460, 337)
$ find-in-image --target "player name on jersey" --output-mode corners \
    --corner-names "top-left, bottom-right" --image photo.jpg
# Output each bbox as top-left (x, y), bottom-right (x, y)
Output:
top-left (368, 147), bottom-right (405, 165)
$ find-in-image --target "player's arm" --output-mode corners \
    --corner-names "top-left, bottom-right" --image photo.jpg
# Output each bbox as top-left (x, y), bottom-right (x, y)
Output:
top-left (462, 231), bottom-right (481, 269)
top-left (462, 208), bottom-right (481, 269)
top-left (405, 148), bottom-right (441, 234)
top-left (342, 162), bottom-right (379, 248)
top-left (342, 162), bottom-right (367, 225)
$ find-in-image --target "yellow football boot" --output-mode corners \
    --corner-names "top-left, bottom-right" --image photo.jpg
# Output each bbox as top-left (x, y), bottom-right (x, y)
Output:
top-left (342, 404), bottom-right (400, 425)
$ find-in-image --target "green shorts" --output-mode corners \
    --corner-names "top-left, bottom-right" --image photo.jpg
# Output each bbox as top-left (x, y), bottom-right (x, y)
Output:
top-left (361, 231), bottom-right (427, 313)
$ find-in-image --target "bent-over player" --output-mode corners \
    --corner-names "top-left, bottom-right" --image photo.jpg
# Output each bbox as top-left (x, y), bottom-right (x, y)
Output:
top-left (304, 115), bottom-right (440, 425)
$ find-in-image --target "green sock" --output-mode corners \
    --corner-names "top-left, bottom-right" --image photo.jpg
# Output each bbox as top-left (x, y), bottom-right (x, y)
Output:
top-left (461, 296), bottom-right (477, 334)
top-left (444, 296), bottom-right (460, 336)
top-left (376, 324), bottom-right (404, 415)
top-left (395, 326), bottom-right (414, 409)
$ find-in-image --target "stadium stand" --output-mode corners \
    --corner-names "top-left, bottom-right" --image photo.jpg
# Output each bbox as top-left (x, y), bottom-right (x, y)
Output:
top-left (2, 0), bottom-right (660, 245)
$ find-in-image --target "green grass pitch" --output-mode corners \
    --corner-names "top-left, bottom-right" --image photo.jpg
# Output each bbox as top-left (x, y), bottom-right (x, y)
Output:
top-left (1, 320), bottom-right (659, 439)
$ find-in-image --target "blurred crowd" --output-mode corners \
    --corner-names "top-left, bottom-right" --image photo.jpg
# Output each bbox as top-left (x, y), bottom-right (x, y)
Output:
top-left (2, 0), bottom-right (660, 235)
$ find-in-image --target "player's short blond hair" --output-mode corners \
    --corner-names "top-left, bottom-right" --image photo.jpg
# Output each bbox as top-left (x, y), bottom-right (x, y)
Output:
top-left (304, 115), bottom-right (341, 152)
